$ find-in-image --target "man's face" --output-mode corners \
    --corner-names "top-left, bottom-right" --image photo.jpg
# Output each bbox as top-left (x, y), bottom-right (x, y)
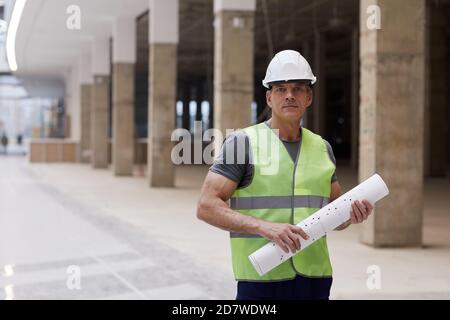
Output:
top-left (266, 81), bottom-right (313, 123)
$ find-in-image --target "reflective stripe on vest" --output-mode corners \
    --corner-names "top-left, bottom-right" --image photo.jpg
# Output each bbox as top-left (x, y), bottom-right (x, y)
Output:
top-left (229, 123), bottom-right (335, 281)
top-left (230, 195), bottom-right (329, 210)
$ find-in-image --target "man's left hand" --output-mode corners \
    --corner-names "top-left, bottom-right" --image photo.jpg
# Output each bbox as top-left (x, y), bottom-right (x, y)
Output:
top-left (350, 200), bottom-right (373, 224)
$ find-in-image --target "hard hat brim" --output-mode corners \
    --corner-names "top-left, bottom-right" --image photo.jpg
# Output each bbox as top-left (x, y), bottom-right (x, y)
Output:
top-left (263, 78), bottom-right (316, 89)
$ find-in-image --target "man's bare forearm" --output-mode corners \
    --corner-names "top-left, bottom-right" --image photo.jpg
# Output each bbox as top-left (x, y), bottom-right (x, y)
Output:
top-left (197, 196), bottom-right (265, 235)
top-left (198, 194), bottom-right (352, 234)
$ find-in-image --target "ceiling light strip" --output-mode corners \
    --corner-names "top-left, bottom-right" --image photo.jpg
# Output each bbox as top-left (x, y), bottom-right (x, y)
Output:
top-left (6, 0), bottom-right (27, 72)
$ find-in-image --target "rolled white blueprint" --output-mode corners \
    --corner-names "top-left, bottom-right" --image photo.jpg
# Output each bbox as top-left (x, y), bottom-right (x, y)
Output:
top-left (248, 173), bottom-right (389, 276)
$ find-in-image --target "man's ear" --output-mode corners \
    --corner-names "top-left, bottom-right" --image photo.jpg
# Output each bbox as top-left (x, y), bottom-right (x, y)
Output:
top-left (266, 90), bottom-right (272, 108)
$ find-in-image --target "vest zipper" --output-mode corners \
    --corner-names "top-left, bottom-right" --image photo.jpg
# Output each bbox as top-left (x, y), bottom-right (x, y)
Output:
top-left (289, 129), bottom-right (302, 274)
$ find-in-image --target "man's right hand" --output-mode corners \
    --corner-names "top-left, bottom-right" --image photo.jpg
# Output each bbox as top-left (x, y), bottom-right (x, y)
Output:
top-left (257, 221), bottom-right (310, 254)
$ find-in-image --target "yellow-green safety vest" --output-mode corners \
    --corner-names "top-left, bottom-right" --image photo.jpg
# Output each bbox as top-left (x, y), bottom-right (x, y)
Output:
top-left (230, 122), bottom-right (335, 281)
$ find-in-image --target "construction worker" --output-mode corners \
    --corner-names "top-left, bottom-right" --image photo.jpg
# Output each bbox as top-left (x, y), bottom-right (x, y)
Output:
top-left (197, 50), bottom-right (373, 300)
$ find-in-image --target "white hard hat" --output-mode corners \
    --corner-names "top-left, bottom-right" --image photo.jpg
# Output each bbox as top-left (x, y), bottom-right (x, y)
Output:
top-left (262, 50), bottom-right (317, 88)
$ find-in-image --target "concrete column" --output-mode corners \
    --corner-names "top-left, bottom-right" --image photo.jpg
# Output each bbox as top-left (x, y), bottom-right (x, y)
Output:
top-left (48, 104), bottom-right (59, 138)
top-left (91, 38), bottom-right (111, 169)
top-left (254, 82), bottom-right (267, 123)
top-left (78, 53), bottom-right (93, 163)
top-left (64, 114), bottom-right (71, 139)
top-left (207, 70), bottom-right (214, 130)
top-left (313, 31), bottom-right (326, 136)
top-left (195, 82), bottom-right (204, 123)
top-left (448, 38), bottom-right (450, 170)
top-left (213, 0), bottom-right (255, 135)
top-left (182, 83), bottom-right (190, 130)
top-left (80, 84), bottom-right (92, 162)
top-left (426, 4), bottom-right (448, 177)
top-left (147, 0), bottom-right (178, 187)
top-left (351, 27), bottom-right (359, 169)
top-left (302, 39), bottom-right (312, 129)
top-left (64, 65), bottom-right (80, 141)
top-left (112, 17), bottom-right (136, 176)
top-left (359, 0), bottom-right (426, 246)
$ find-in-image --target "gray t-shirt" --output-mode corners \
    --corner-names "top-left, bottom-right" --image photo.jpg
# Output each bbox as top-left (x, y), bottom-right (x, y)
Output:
top-left (210, 123), bottom-right (338, 189)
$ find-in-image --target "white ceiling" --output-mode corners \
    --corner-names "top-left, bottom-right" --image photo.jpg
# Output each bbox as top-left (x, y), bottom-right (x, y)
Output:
top-left (15, 0), bottom-right (148, 79)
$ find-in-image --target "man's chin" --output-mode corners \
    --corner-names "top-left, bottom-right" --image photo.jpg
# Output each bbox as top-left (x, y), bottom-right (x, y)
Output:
top-left (281, 112), bottom-right (302, 122)
top-left (282, 108), bottom-right (301, 116)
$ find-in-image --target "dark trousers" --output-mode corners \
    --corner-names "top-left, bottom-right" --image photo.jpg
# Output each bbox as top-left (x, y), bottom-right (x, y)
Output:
top-left (236, 275), bottom-right (332, 300)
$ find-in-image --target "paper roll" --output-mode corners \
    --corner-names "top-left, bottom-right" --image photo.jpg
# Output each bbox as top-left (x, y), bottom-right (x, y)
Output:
top-left (248, 174), bottom-right (389, 276)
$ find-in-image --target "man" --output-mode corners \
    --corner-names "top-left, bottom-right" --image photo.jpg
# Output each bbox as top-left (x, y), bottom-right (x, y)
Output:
top-left (197, 50), bottom-right (373, 300)
top-left (1, 132), bottom-right (8, 155)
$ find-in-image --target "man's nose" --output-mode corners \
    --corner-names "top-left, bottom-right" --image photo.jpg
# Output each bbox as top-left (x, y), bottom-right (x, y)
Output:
top-left (285, 89), bottom-right (295, 100)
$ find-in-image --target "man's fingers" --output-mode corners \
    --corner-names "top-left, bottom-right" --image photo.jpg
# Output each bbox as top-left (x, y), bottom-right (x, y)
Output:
top-left (349, 200), bottom-right (374, 224)
top-left (287, 230), bottom-right (301, 251)
top-left (350, 209), bottom-right (358, 224)
top-left (295, 237), bottom-right (301, 251)
top-left (351, 203), bottom-right (363, 223)
top-left (362, 200), bottom-right (374, 213)
top-left (354, 201), bottom-right (364, 221)
top-left (356, 200), bottom-right (370, 220)
top-left (292, 226), bottom-right (310, 240)
top-left (280, 234), bottom-right (297, 253)
top-left (358, 201), bottom-right (371, 220)
top-left (275, 238), bottom-right (289, 254)
top-left (285, 229), bottom-right (301, 251)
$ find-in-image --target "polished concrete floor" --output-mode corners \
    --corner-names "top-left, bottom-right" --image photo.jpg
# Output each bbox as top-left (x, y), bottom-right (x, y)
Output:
top-left (1, 151), bottom-right (449, 299)
top-left (0, 153), bottom-right (232, 299)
